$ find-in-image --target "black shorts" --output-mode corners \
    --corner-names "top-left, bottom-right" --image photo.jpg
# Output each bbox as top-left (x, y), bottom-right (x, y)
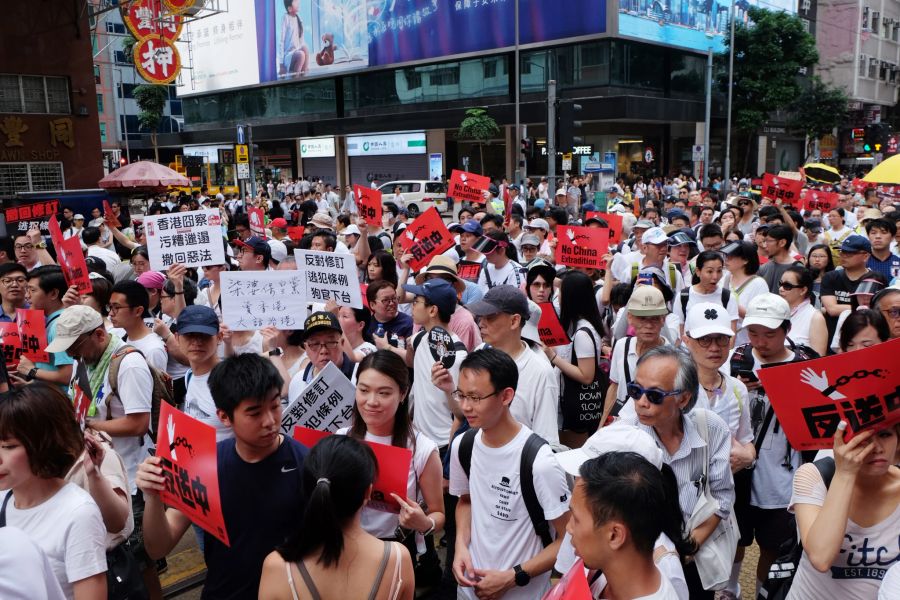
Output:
top-left (736, 505), bottom-right (796, 550)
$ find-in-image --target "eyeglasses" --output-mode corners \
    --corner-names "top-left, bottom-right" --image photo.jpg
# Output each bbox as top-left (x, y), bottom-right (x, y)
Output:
top-left (881, 307), bottom-right (900, 319)
top-left (692, 334), bottom-right (730, 348)
top-left (625, 382), bottom-right (683, 405)
top-left (0, 277), bottom-right (26, 286)
top-left (377, 297), bottom-right (398, 305)
top-left (452, 390), bottom-right (499, 404)
top-left (14, 244), bottom-right (34, 251)
top-left (306, 340), bottom-right (340, 352)
top-left (738, 200), bottom-right (751, 206)
top-left (106, 303), bottom-right (131, 313)
top-left (778, 281), bottom-right (803, 291)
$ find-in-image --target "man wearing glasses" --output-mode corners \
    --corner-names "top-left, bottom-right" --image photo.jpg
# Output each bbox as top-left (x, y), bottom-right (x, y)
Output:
top-left (365, 280), bottom-right (414, 341)
top-left (0, 263), bottom-right (28, 322)
top-left (287, 311), bottom-right (356, 401)
top-left (821, 235), bottom-right (880, 338)
top-left (872, 286), bottom-right (900, 339)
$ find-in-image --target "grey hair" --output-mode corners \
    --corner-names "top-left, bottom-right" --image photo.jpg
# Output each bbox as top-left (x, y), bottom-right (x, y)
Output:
top-left (635, 345), bottom-right (699, 413)
top-left (872, 287), bottom-right (900, 310)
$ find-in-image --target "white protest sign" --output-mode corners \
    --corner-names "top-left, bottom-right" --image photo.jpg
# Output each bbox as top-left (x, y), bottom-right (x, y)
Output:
top-left (144, 209), bottom-right (226, 271)
top-left (281, 362), bottom-right (355, 435)
top-left (295, 249), bottom-right (363, 309)
top-left (219, 271), bottom-right (308, 331)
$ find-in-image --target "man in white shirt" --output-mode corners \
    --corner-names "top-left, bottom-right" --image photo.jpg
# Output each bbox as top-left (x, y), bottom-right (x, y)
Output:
top-left (82, 225), bottom-right (121, 273)
top-left (467, 285), bottom-right (559, 445)
top-left (449, 348), bottom-right (570, 599)
top-left (475, 231), bottom-right (525, 292)
top-left (108, 280), bottom-right (168, 371)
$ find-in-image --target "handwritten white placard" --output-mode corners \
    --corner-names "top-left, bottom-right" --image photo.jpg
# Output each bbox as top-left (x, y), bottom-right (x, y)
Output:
top-left (144, 209), bottom-right (225, 271)
top-left (219, 271), bottom-right (308, 331)
top-left (294, 249), bottom-right (363, 309)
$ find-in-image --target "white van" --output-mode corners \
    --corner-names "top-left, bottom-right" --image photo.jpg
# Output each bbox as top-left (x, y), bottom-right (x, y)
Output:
top-left (377, 180), bottom-right (448, 217)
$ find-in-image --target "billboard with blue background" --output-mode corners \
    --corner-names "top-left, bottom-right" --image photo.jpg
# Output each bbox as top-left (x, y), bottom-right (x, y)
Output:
top-left (179, 0), bottom-right (605, 95)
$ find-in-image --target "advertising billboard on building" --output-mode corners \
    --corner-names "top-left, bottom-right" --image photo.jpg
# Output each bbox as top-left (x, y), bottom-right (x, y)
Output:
top-left (618, 0), bottom-right (796, 52)
top-left (178, 0), bottom-right (606, 96)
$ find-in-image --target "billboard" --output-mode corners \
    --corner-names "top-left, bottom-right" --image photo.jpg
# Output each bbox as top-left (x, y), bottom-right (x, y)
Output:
top-left (178, 0), bottom-right (606, 96)
top-left (346, 132), bottom-right (426, 156)
top-left (618, 0), bottom-right (796, 52)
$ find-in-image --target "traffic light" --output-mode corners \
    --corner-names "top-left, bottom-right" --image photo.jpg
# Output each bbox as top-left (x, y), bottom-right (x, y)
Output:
top-left (863, 124), bottom-right (892, 152)
top-left (521, 137), bottom-right (534, 161)
top-left (557, 101), bottom-right (583, 152)
top-left (863, 125), bottom-right (875, 152)
top-left (119, 157), bottom-right (127, 166)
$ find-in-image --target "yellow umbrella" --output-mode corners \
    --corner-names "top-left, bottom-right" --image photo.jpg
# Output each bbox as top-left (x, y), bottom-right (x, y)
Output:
top-left (863, 154), bottom-right (900, 184)
top-left (802, 163), bottom-right (840, 185)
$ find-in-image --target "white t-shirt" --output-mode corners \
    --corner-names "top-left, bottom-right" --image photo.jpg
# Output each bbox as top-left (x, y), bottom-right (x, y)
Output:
top-left (125, 332), bottom-right (168, 372)
top-left (610, 337), bottom-right (670, 408)
top-left (185, 370), bottom-right (233, 442)
top-left (336, 429), bottom-right (438, 539)
top-left (4, 484), bottom-right (107, 599)
top-left (554, 319), bottom-right (600, 364)
top-left (476, 260), bottom-right (525, 291)
top-left (88, 345), bottom-right (153, 494)
top-left (353, 341), bottom-right (377, 358)
top-left (87, 245), bottom-right (121, 272)
top-left (692, 371), bottom-right (753, 444)
top-left (726, 274), bottom-right (769, 346)
top-left (673, 285), bottom-right (739, 328)
top-left (449, 426), bottom-right (570, 600)
top-left (0, 526), bottom-right (67, 600)
top-left (411, 328), bottom-right (467, 448)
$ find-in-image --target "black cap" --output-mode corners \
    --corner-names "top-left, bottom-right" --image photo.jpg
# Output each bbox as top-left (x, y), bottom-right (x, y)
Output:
top-left (302, 311), bottom-right (341, 341)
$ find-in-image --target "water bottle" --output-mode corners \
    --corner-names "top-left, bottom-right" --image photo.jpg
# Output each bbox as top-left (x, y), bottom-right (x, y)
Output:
top-left (375, 322), bottom-right (385, 338)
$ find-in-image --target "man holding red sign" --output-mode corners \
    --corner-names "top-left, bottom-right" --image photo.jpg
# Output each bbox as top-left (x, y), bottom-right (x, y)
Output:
top-left (354, 184), bottom-right (383, 227)
top-left (761, 174), bottom-right (803, 205)
top-left (135, 353), bottom-right (309, 600)
top-left (12, 266), bottom-right (72, 390)
top-left (398, 207), bottom-right (455, 271)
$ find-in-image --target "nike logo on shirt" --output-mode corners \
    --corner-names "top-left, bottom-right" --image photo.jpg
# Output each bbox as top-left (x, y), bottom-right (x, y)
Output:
top-left (281, 466), bottom-right (297, 473)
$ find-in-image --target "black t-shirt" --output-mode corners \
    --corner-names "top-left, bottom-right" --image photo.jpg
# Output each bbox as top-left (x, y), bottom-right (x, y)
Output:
top-left (368, 312), bottom-right (414, 340)
top-left (819, 268), bottom-right (878, 338)
top-left (201, 436), bottom-right (308, 600)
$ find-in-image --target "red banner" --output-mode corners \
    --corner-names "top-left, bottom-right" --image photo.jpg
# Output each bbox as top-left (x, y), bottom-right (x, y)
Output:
top-left (542, 558), bottom-right (592, 600)
top-left (456, 260), bottom-right (483, 283)
top-left (851, 178), bottom-right (869, 194)
top-left (287, 226), bottom-right (305, 243)
top-left (57, 235), bottom-right (93, 294)
top-left (4, 199), bottom-right (59, 234)
top-left (756, 337), bottom-right (900, 451)
top-left (555, 226), bottom-right (609, 270)
top-left (449, 170), bottom-right (490, 205)
top-left (761, 173), bottom-right (803, 205)
top-left (398, 207), bottom-right (455, 271)
top-left (248, 207), bottom-right (266, 238)
top-left (293, 426), bottom-right (413, 513)
top-left (103, 200), bottom-right (121, 228)
top-left (15, 309), bottom-right (49, 363)
top-left (585, 211), bottom-right (623, 246)
top-left (0, 322), bottom-right (22, 371)
top-left (354, 184), bottom-right (383, 226)
top-left (537, 303), bottom-right (571, 347)
top-left (156, 403), bottom-right (230, 545)
top-left (800, 189), bottom-right (839, 213)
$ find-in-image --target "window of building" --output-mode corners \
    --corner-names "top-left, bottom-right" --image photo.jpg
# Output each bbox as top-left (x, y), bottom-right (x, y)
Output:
top-left (105, 22), bottom-right (125, 34)
top-left (45, 77), bottom-right (70, 113)
top-left (483, 60), bottom-right (497, 79)
top-left (869, 57), bottom-right (878, 78)
top-left (890, 65), bottom-right (898, 83)
top-left (404, 69), bottom-right (423, 90)
top-left (97, 93), bottom-right (104, 113)
top-left (94, 64), bottom-right (101, 84)
top-left (429, 67), bottom-right (460, 86)
top-left (0, 163), bottom-right (64, 195)
top-left (0, 74), bottom-right (70, 114)
top-left (99, 122), bottom-right (107, 143)
top-left (0, 74), bottom-right (20, 112)
top-left (880, 61), bottom-right (889, 80)
top-left (860, 54), bottom-right (868, 76)
top-left (863, 7), bottom-right (870, 29)
top-left (872, 11), bottom-right (880, 34)
top-left (114, 50), bottom-right (128, 64)
top-left (21, 76), bottom-right (46, 112)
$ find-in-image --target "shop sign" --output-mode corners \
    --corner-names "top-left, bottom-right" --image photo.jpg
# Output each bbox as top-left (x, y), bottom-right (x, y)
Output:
top-left (300, 137), bottom-right (336, 158)
top-left (134, 35), bottom-right (181, 85)
top-left (122, 0), bottom-right (183, 41)
top-left (347, 132), bottom-right (426, 156)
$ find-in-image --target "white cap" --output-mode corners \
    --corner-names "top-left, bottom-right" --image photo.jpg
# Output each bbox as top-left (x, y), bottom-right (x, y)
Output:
top-left (641, 226), bottom-right (668, 245)
top-left (556, 422), bottom-right (665, 477)
top-left (521, 300), bottom-right (542, 343)
top-left (267, 239), bottom-right (288, 263)
top-left (341, 224), bottom-right (361, 237)
top-left (73, 214), bottom-right (84, 220)
top-left (685, 302), bottom-right (735, 338)
top-left (742, 293), bottom-right (791, 330)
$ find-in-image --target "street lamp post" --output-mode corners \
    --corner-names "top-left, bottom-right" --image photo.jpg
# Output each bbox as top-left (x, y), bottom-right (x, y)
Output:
top-left (514, 0), bottom-right (521, 186)
top-left (724, 0), bottom-right (736, 193)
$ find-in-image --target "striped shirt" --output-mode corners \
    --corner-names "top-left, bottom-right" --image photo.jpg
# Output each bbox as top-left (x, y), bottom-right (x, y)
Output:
top-left (622, 409), bottom-right (734, 522)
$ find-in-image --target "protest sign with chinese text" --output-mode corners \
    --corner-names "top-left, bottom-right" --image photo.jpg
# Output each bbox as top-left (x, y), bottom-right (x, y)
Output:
top-left (537, 303), bottom-right (571, 347)
top-left (354, 184), bottom-right (383, 226)
top-left (156, 402), bottom-right (230, 545)
top-left (449, 170), bottom-right (490, 204)
top-left (103, 199), bottom-right (121, 228)
top-left (756, 337), bottom-right (900, 451)
top-left (281, 362), bottom-right (356, 436)
top-left (248, 207), bottom-right (265, 238)
top-left (456, 260), bottom-right (483, 283)
top-left (555, 226), bottom-right (609, 270)
top-left (801, 189), bottom-right (839, 213)
top-left (0, 322), bottom-right (22, 370)
top-left (585, 211), bottom-right (623, 245)
top-left (15, 309), bottom-right (49, 363)
top-left (57, 235), bottom-right (93, 294)
top-left (144, 209), bottom-right (225, 271)
top-left (295, 249), bottom-right (364, 309)
top-left (398, 207), bottom-right (455, 271)
top-left (220, 271), bottom-right (308, 331)
top-left (761, 174), bottom-right (803, 205)
top-left (3, 199), bottom-right (59, 233)
top-left (292, 427), bottom-right (413, 514)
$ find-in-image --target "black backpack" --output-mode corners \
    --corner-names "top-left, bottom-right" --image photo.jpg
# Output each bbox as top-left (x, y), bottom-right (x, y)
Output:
top-left (679, 286), bottom-right (731, 318)
top-left (457, 429), bottom-right (554, 547)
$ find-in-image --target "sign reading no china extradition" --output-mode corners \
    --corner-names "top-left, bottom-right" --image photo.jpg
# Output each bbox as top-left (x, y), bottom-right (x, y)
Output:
top-left (144, 209), bottom-right (225, 271)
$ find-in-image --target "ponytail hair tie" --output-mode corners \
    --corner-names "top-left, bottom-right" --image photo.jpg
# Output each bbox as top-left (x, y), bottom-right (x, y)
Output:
top-left (316, 477), bottom-right (331, 487)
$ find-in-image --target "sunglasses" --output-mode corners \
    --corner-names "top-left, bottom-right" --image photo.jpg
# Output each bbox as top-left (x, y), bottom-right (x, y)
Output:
top-left (778, 281), bottom-right (803, 290)
top-left (625, 382), bottom-right (683, 405)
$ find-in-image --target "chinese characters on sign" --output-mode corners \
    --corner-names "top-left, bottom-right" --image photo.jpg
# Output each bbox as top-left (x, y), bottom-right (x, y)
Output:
top-left (555, 226), bottom-right (610, 270)
top-left (144, 209), bottom-right (225, 271)
top-left (0, 322), bottom-right (23, 371)
top-left (281, 363), bottom-right (356, 436)
top-left (295, 249), bottom-right (364, 309)
top-left (800, 189), bottom-right (838, 213)
top-left (122, 0), bottom-right (183, 41)
top-left (398, 207), bottom-right (455, 271)
top-left (448, 169), bottom-right (490, 204)
top-left (756, 337), bottom-right (900, 450)
top-left (761, 173), bottom-right (803, 205)
top-left (156, 403), bottom-right (230, 546)
top-left (15, 309), bottom-right (49, 363)
top-left (248, 207), bottom-right (265, 238)
top-left (134, 35), bottom-right (182, 85)
top-left (4, 199), bottom-right (59, 233)
top-left (49, 217), bottom-right (92, 294)
top-left (219, 271), bottom-right (308, 331)
top-left (354, 184), bottom-right (382, 226)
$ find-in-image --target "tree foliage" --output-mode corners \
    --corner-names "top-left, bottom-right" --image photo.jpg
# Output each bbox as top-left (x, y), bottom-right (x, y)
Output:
top-left (133, 84), bottom-right (168, 162)
top-left (787, 76), bottom-right (849, 141)
top-left (458, 107), bottom-right (500, 174)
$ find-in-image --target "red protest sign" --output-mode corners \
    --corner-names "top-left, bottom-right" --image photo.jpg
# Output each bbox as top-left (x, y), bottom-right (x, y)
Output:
top-left (537, 303), bottom-right (571, 347)
top-left (103, 200), bottom-right (121, 228)
top-left (756, 337), bottom-right (900, 451)
top-left (287, 226), bottom-right (305, 243)
top-left (851, 178), bottom-right (869, 193)
top-left (354, 184), bottom-right (383, 226)
top-left (292, 426), bottom-right (413, 514)
top-left (156, 403), bottom-right (230, 546)
top-left (542, 558), bottom-right (592, 600)
top-left (398, 207), bottom-right (455, 271)
top-left (73, 383), bottom-right (91, 427)
top-left (248, 207), bottom-right (266, 238)
top-left (449, 170), bottom-right (490, 205)
top-left (456, 260), bottom-right (483, 283)
top-left (57, 235), bottom-right (93, 294)
top-left (585, 211), bottom-right (623, 246)
top-left (555, 226), bottom-right (609, 271)
top-left (360, 283), bottom-right (369, 309)
top-left (15, 309), bottom-right (49, 363)
top-left (0, 322), bottom-right (22, 371)
top-left (801, 189), bottom-right (839, 213)
top-left (762, 173), bottom-right (803, 205)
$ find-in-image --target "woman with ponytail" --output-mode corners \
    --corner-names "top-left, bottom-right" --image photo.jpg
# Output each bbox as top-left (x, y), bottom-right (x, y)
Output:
top-left (259, 435), bottom-right (414, 599)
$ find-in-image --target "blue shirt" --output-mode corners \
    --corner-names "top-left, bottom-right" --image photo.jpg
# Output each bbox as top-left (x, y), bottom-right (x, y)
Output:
top-left (38, 309), bottom-right (74, 387)
top-left (867, 253), bottom-right (900, 282)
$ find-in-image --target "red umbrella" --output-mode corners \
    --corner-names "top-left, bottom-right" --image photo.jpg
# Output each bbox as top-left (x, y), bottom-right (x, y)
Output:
top-left (99, 160), bottom-right (190, 190)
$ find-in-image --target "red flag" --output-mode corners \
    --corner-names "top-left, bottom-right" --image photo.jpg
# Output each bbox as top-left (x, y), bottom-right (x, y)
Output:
top-left (355, 184), bottom-right (383, 226)
top-left (555, 226), bottom-right (610, 270)
top-left (156, 403), bottom-right (230, 546)
top-left (761, 174), bottom-right (803, 205)
top-left (542, 558), bottom-right (592, 600)
top-left (448, 170), bottom-right (490, 205)
top-left (800, 189), bottom-right (839, 213)
top-left (57, 235), bottom-right (93, 294)
top-left (398, 207), bottom-right (455, 271)
top-left (537, 303), bottom-right (571, 347)
top-left (756, 337), bottom-right (900, 451)
top-left (103, 200), bottom-right (121, 228)
top-left (585, 211), bottom-right (623, 246)
top-left (248, 207), bottom-right (265, 238)
top-left (0, 322), bottom-right (22, 371)
top-left (15, 309), bottom-right (49, 363)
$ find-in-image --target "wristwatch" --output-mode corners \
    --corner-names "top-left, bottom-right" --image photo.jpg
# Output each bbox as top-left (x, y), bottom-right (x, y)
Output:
top-left (35, 241), bottom-right (47, 250)
top-left (513, 564), bottom-right (531, 587)
top-left (268, 347), bottom-right (284, 357)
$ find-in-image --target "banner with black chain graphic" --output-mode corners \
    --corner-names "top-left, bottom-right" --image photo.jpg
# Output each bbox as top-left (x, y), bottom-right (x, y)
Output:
top-left (757, 337), bottom-right (900, 450)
